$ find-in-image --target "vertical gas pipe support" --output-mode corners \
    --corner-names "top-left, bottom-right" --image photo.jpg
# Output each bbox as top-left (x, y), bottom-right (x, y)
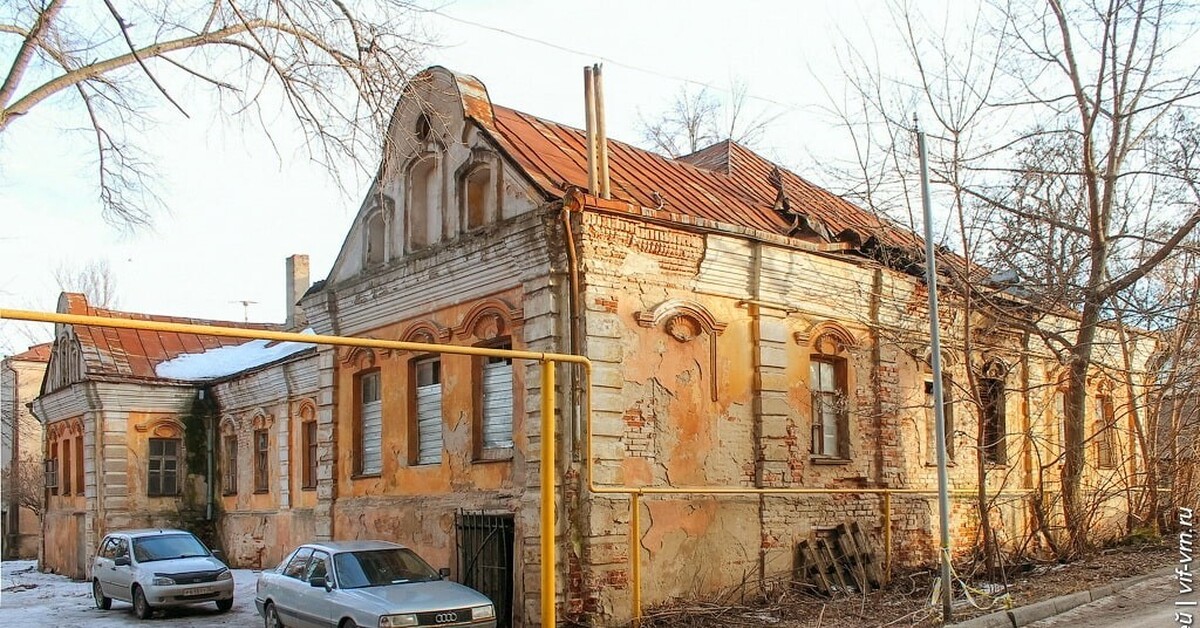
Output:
top-left (631, 491), bottom-right (642, 627)
top-left (541, 360), bottom-right (556, 627)
top-left (883, 491), bottom-right (892, 583)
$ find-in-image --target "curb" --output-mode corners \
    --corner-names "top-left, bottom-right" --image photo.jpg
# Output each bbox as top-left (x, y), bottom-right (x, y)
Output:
top-left (944, 565), bottom-right (1175, 628)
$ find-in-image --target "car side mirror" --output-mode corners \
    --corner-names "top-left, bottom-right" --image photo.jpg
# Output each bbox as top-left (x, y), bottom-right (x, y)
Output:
top-left (438, 568), bottom-right (451, 579)
top-left (310, 576), bottom-right (331, 591)
top-left (114, 556), bottom-right (130, 566)
top-left (211, 549), bottom-right (223, 559)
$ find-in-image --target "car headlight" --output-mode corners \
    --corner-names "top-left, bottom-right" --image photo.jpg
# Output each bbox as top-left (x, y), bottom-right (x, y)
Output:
top-left (216, 569), bottom-right (233, 581)
top-left (152, 576), bottom-right (176, 586)
top-left (472, 604), bottom-right (495, 620)
top-left (379, 614), bottom-right (418, 628)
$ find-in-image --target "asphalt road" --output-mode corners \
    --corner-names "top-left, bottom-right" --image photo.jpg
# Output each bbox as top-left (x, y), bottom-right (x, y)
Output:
top-left (1026, 571), bottom-right (1193, 628)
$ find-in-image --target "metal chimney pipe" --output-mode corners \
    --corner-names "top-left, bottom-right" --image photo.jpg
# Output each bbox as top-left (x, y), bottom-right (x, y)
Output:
top-left (584, 66), bottom-right (598, 195)
top-left (594, 64), bottom-right (611, 200)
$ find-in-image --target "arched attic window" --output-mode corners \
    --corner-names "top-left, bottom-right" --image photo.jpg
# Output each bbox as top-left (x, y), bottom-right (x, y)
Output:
top-left (365, 209), bottom-right (386, 267)
top-left (407, 154), bottom-right (442, 251)
top-left (459, 150), bottom-right (501, 232)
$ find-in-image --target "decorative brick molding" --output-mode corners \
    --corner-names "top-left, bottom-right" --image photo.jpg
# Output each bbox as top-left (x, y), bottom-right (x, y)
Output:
top-left (452, 297), bottom-right (523, 340)
top-left (398, 319), bottom-right (451, 344)
top-left (635, 299), bottom-right (727, 401)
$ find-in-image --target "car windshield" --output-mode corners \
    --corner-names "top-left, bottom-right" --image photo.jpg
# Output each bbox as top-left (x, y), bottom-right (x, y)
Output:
top-left (132, 534), bottom-right (210, 563)
top-left (333, 548), bottom-right (440, 588)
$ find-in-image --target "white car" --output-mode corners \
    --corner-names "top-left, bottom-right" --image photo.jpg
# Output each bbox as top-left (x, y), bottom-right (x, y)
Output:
top-left (91, 528), bottom-right (235, 619)
top-left (256, 540), bottom-right (496, 628)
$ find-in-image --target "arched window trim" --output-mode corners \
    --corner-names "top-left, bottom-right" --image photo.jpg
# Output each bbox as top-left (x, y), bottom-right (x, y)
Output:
top-left (636, 299), bottom-right (726, 402)
top-left (405, 149), bottom-right (445, 253)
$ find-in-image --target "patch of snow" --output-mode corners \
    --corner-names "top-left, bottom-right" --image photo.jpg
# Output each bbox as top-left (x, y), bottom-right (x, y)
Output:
top-left (1, 560), bottom-right (261, 626)
top-left (155, 329), bottom-right (316, 381)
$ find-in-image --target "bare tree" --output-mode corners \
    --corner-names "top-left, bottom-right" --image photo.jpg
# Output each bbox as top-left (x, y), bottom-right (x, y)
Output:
top-left (824, 0), bottom-right (1200, 557)
top-left (2, 456), bottom-right (45, 518)
top-left (0, 0), bottom-right (431, 229)
top-left (638, 79), bottom-right (779, 158)
top-left (53, 259), bottom-right (118, 308)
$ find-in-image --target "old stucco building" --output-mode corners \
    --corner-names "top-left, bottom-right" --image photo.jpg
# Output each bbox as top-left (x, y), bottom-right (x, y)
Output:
top-left (2, 342), bottom-right (50, 559)
top-left (33, 67), bottom-right (1153, 626)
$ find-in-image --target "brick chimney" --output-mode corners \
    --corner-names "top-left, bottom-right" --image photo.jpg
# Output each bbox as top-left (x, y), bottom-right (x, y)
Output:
top-left (285, 255), bottom-right (310, 330)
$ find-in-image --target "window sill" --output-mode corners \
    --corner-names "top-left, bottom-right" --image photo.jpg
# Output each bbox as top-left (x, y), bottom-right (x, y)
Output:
top-left (475, 448), bottom-right (514, 463)
top-left (221, 492), bottom-right (237, 497)
top-left (923, 461), bottom-right (957, 468)
top-left (351, 473), bottom-right (382, 480)
top-left (253, 489), bottom-right (269, 495)
top-left (300, 486), bottom-right (317, 492)
top-left (810, 456), bottom-right (852, 465)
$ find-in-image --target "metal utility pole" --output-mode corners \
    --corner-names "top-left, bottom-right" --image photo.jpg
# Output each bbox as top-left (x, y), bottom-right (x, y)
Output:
top-left (916, 121), bottom-right (954, 622)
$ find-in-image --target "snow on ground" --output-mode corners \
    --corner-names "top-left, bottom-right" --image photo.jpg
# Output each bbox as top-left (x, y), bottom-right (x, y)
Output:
top-left (155, 329), bottom-right (315, 381)
top-left (0, 560), bottom-right (262, 626)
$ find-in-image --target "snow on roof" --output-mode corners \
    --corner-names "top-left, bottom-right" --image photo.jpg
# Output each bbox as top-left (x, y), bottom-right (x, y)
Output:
top-left (154, 329), bottom-right (316, 381)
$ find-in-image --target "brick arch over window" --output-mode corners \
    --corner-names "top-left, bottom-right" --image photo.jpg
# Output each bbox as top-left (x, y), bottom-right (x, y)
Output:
top-left (296, 399), bottom-right (317, 422)
top-left (400, 320), bottom-right (451, 344)
top-left (134, 417), bottom-right (184, 439)
top-left (453, 298), bottom-right (523, 341)
top-left (250, 410), bottom-right (274, 431)
top-left (635, 299), bottom-right (727, 401)
top-left (794, 320), bottom-right (860, 355)
top-left (340, 346), bottom-right (379, 370)
top-left (218, 414), bottom-right (240, 436)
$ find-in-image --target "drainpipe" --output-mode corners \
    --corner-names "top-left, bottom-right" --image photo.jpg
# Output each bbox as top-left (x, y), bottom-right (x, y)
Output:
top-left (202, 387), bottom-right (215, 522)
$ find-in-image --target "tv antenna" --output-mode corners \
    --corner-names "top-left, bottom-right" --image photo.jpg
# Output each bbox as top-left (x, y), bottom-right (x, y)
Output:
top-left (230, 300), bottom-right (258, 322)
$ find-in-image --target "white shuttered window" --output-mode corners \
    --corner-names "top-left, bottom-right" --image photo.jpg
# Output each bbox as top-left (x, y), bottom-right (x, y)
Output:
top-left (360, 372), bottom-right (382, 475)
top-left (482, 354), bottom-right (514, 450)
top-left (415, 358), bottom-right (443, 464)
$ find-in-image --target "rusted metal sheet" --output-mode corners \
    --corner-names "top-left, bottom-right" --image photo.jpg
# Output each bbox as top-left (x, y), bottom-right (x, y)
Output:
top-left (58, 293), bottom-right (278, 382)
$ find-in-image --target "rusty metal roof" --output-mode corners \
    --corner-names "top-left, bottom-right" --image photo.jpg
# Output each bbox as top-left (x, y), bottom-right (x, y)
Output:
top-left (482, 106), bottom-right (918, 250)
top-left (58, 293), bottom-right (278, 382)
top-left (7, 342), bottom-right (51, 362)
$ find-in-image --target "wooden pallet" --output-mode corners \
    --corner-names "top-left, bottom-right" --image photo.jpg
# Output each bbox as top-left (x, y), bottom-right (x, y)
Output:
top-left (793, 521), bottom-right (882, 596)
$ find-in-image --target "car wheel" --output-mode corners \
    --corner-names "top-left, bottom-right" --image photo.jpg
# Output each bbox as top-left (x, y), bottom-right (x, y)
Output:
top-left (92, 579), bottom-right (112, 610)
top-left (339, 619), bottom-right (358, 628)
top-left (216, 598), bottom-right (233, 612)
top-left (132, 586), bottom-right (153, 620)
top-left (263, 602), bottom-right (284, 628)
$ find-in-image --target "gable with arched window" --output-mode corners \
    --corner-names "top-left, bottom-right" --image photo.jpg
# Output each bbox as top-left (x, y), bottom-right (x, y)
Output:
top-left (458, 149), bottom-right (502, 232)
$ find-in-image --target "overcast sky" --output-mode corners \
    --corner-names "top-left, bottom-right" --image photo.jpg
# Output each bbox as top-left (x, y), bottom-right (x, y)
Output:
top-left (0, 0), bottom-right (920, 354)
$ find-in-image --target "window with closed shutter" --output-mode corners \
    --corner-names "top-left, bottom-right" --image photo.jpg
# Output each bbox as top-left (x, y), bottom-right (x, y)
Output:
top-left (482, 354), bottom-right (514, 450)
top-left (223, 435), bottom-right (238, 495)
top-left (254, 429), bottom-right (269, 492)
top-left (359, 371), bottom-right (382, 475)
top-left (415, 358), bottom-right (443, 465)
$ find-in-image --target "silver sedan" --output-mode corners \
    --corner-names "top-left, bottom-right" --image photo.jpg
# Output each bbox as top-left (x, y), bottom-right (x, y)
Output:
top-left (255, 540), bottom-right (497, 628)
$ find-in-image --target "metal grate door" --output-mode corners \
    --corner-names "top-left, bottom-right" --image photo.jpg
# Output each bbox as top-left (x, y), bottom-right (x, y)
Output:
top-left (456, 511), bottom-right (514, 628)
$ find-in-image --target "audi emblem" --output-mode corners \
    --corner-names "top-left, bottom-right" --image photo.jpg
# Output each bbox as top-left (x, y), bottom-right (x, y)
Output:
top-left (434, 611), bottom-right (459, 623)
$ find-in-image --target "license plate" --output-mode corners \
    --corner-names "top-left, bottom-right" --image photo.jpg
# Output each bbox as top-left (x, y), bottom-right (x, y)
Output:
top-left (182, 586), bottom-right (212, 596)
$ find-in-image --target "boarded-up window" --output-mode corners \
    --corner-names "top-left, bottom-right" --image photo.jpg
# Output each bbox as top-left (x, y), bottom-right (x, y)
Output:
top-left (147, 438), bottom-right (180, 496)
top-left (254, 429), bottom-right (269, 492)
top-left (302, 420), bottom-right (317, 489)
top-left (414, 357), bottom-right (443, 465)
top-left (45, 441), bottom-right (58, 495)
top-left (61, 438), bottom-right (72, 495)
top-left (1095, 395), bottom-right (1117, 469)
top-left (810, 357), bottom-right (847, 457)
top-left (481, 348), bottom-right (514, 451)
top-left (365, 211), bottom-right (386, 266)
top-left (981, 377), bottom-right (1007, 464)
top-left (358, 371), bottom-right (383, 475)
top-left (463, 165), bottom-right (493, 230)
top-left (924, 376), bottom-right (955, 464)
top-left (223, 435), bottom-right (238, 495)
top-left (75, 434), bottom-right (84, 494)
